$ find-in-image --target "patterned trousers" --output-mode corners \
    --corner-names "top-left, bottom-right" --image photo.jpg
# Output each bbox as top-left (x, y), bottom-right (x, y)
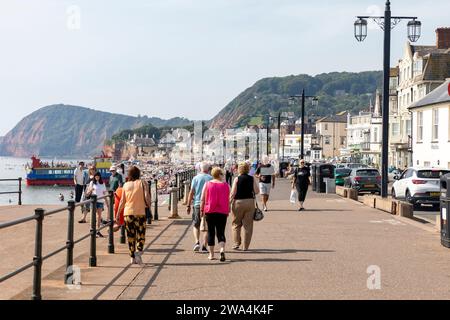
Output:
top-left (124, 215), bottom-right (146, 258)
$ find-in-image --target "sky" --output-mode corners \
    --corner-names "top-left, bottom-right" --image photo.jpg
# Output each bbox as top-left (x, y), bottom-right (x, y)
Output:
top-left (0, 0), bottom-right (449, 135)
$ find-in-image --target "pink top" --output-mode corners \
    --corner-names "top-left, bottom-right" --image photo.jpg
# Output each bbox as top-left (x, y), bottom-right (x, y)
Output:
top-left (203, 181), bottom-right (230, 215)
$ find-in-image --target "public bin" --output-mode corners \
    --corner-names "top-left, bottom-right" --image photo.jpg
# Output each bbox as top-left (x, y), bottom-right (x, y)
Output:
top-left (325, 178), bottom-right (336, 194)
top-left (440, 174), bottom-right (450, 248)
top-left (316, 164), bottom-right (336, 193)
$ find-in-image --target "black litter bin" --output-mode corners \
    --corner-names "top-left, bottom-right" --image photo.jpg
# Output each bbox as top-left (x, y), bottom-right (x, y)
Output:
top-left (316, 164), bottom-right (336, 193)
top-left (440, 174), bottom-right (450, 248)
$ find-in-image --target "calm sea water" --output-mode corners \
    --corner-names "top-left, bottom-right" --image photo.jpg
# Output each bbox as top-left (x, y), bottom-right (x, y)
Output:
top-left (0, 156), bottom-right (88, 206)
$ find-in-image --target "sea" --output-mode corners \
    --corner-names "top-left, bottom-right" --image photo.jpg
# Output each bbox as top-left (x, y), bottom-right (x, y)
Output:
top-left (0, 156), bottom-right (89, 206)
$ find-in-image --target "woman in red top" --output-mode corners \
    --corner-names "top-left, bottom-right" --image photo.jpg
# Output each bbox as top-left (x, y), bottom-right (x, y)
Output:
top-left (200, 167), bottom-right (230, 262)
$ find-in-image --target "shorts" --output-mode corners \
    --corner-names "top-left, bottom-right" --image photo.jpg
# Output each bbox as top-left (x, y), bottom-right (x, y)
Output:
top-left (96, 202), bottom-right (105, 210)
top-left (192, 206), bottom-right (201, 228)
top-left (259, 183), bottom-right (272, 195)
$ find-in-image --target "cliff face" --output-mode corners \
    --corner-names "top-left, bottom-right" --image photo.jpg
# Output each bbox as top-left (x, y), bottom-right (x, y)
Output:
top-left (0, 104), bottom-right (190, 158)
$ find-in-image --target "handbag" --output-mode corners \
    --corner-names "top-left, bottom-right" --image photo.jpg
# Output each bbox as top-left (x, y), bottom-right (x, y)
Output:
top-left (253, 201), bottom-right (264, 221)
top-left (290, 189), bottom-right (298, 204)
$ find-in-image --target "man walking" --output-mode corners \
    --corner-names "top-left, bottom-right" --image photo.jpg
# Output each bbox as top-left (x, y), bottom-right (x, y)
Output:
top-left (255, 156), bottom-right (275, 212)
top-left (73, 161), bottom-right (88, 203)
top-left (109, 166), bottom-right (123, 192)
top-left (186, 162), bottom-right (212, 253)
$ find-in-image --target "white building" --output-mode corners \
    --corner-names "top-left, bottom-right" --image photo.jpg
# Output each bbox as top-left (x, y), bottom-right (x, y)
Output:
top-left (391, 28), bottom-right (450, 167)
top-left (345, 92), bottom-right (383, 167)
top-left (409, 79), bottom-right (450, 168)
top-left (281, 133), bottom-right (322, 162)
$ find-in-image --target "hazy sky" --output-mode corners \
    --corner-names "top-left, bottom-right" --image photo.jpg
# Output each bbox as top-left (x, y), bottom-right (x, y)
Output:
top-left (0, 0), bottom-right (449, 135)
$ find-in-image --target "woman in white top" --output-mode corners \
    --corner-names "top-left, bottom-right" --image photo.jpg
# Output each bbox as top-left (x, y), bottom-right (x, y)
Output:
top-left (87, 172), bottom-right (108, 238)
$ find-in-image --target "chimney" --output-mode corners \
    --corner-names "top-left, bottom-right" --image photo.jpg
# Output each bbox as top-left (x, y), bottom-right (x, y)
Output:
top-left (436, 28), bottom-right (450, 49)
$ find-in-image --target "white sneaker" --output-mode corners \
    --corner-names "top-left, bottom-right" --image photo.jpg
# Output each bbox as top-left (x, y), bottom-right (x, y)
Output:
top-left (130, 257), bottom-right (136, 264)
top-left (193, 242), bottom-right (200, 252)
top-left (134, 251), bottom-right (144, 265)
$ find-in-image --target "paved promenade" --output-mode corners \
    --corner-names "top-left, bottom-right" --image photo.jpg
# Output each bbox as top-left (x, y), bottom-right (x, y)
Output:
top-left (2, 179), bottom-right (450, 300)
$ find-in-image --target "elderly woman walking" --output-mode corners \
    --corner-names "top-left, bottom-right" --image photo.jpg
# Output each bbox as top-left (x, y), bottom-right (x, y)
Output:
top-left (229, 162), bottom-right (260, 251)
top-left (117, 166), bottom-right (151, 265)
top-left (200, 167), bottom-right (230, 262)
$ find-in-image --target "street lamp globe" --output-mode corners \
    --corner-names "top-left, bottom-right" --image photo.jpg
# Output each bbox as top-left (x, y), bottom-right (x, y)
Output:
top-left (354, 18), bottom-right (368, 42)
top-left (407, 19), bottom-right (421, 43)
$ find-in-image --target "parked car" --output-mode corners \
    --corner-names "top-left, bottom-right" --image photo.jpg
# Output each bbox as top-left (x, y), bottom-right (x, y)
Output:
top-left (335, 168), bottom-right (352, 186)
top-left (392, 167), bottom-right (450, 208)
top-left (344, 168), bottom-right (381, 194)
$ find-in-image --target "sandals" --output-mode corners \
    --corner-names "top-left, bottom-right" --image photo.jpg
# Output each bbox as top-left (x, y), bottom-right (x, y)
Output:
top-left (78, 219), bottom-right (87, 224)
top-left (220, 252), bottom-right (226, 262)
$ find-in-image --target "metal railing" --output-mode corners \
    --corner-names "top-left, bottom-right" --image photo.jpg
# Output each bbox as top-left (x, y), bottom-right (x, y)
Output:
top-left (0, 178), bottom-right (22, 205)
top-left (174, 169), bottom-right (196, 202)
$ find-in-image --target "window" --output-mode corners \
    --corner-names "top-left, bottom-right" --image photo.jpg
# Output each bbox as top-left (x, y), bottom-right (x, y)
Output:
top-left (413, 59), bottom-right (423, 76)
top-left (340, 137), bottom-right (346, 146)
top-left (391, 123), bottom-right (400, 136)
top-left (432, 109), bottom-right (439, 141)
top-left (325, 124), bottom-right (328, 131)
top-left (424, 161), bottom-right (431, 167)
top-left (373, 127), bottom-right (378, 143)
top-left (417, 111), bottom-right (423, 141)
top-left (405, 120), bottom-right (412, 136)
top-left (325, 136), bottom-right (331, 145)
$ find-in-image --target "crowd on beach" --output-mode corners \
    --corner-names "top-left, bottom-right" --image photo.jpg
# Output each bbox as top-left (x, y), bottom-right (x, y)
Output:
top-left (71, 156), bottom-right (311, 264)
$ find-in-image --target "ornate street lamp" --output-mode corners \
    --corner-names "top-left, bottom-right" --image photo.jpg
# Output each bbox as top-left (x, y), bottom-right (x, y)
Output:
top-left (354, 0), bottom-right (421, 198)
top-left (354, 18), bottom-right (368, 42)
top-left (407, 19), bottom-right (422, 42)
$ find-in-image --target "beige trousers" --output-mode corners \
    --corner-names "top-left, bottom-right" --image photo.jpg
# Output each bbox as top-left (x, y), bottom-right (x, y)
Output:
top-left (231, 199), bottom-right (255, 250)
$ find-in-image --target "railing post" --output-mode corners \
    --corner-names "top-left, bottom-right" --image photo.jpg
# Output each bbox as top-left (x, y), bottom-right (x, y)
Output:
top-left (108, 191), bottom-right (115, 254)
top-left (18, 178), bottom-right (22, 206)
top-left (154, 178), bottom-right (159, 220)
top-left (89, 195), bottom-right (97, 267)
top-left (168, 183), bottom-right (172, 211)
top-left (183, 180), bottom-right (190, 205)
top-left (32, 208), bottom-right (44, 300)
top-left (168, 187), bottom-right (181, 219)
top-left (147, 181), bottom-right (152, 224)
top-left (65, 201), bottom-right (75, 284)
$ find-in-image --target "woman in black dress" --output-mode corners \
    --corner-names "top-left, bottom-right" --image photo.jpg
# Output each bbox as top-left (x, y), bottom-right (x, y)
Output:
top-left (292, 159), bottom-right (311, 211)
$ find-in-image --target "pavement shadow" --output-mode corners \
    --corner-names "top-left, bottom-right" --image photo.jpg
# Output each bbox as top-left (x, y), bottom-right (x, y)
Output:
top-left (232, 249), bottom-right (335, 254)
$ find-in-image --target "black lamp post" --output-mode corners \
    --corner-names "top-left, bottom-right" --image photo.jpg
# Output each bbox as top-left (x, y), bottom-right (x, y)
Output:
top-left (289, 90), bottom-right (319, 160)
top-left (355, 0), bottom-right (421, 198)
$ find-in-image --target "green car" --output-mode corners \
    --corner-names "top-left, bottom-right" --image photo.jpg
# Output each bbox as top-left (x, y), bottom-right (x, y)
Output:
top-left (335, 168), bottom-right (352, 186)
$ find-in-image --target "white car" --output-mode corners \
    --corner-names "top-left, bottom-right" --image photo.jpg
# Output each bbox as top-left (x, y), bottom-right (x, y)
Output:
top-left (392, 167), bottom-right (450, 208)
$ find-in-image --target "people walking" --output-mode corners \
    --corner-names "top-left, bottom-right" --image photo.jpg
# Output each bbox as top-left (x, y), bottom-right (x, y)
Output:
top-left (78, 165), bottom-right (96, 224)
top-left (186, 162), bottom-right (212, 253)
top-left (109, 165), bottom-right (124, 192)
top-left (200, 167), bottom-right (230, 262)
top-left (117, 166), bottom-right (151, 265)
top-left (293, 159), bottom-right (311, 211)
top-left (86, 172), bottom-right (108, 237)
top-left (229, 162), bottom-right (260, 251)
top-left (73, 161), bottom-right (88, 203)
top-left (255, 156), bottom-right (276, 212)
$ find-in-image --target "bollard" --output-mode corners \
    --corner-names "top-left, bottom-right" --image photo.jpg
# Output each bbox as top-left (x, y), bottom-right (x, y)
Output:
top-left (168, 187), bottom-right (181, 219)
top-left (65, 201), bottom-right (75, 284)
top-left (108, 191), bottom-right (115, 254)
top-left (154, 178), bottom-right (159, 220)
top-left (89, 195), bottom-right (97, 267)
top-left (32, 208), bottom-right (44, 300)
top-left (183, 180), bottom-right (190, 205)
top-left (18, 177), bottom-right (22, 206)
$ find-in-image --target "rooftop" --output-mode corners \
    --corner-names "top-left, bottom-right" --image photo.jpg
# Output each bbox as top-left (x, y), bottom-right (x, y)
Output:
top-left (409, 79), bottom-right (450, 109)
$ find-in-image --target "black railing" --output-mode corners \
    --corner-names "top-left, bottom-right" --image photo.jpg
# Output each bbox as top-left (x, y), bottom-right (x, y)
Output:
top-left (174, 169), bottom-right (196, 201)
top-left (0, 178), bottom-right (23, 205)
top-left (0, 192), bottom-right (116, 300)
top-left (0, 176), bottom-right (165, 299)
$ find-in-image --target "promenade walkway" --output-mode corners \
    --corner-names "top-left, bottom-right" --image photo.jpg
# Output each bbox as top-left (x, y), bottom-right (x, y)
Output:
top-left (2, 179), bottom-right (450, 300)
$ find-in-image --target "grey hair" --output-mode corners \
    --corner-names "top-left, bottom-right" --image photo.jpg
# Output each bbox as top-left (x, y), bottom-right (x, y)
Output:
top-left (201, 162), bottom-right (210, 173)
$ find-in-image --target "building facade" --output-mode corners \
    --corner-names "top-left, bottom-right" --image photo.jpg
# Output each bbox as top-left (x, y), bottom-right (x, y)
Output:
top-left (409, 79), bottom-right (450, 169)
top-left (315, 112), bottom-right (348, 160)
top-left (390, 28), bottom-right (450, 168)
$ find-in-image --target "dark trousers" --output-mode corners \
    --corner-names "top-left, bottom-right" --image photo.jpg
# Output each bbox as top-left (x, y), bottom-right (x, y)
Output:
top-left (205, 213), bottom-right (228, 246)
top-left (296, 185), bottom-right (308, 202)
top-left (75, 184), bottom-right (84, 203)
